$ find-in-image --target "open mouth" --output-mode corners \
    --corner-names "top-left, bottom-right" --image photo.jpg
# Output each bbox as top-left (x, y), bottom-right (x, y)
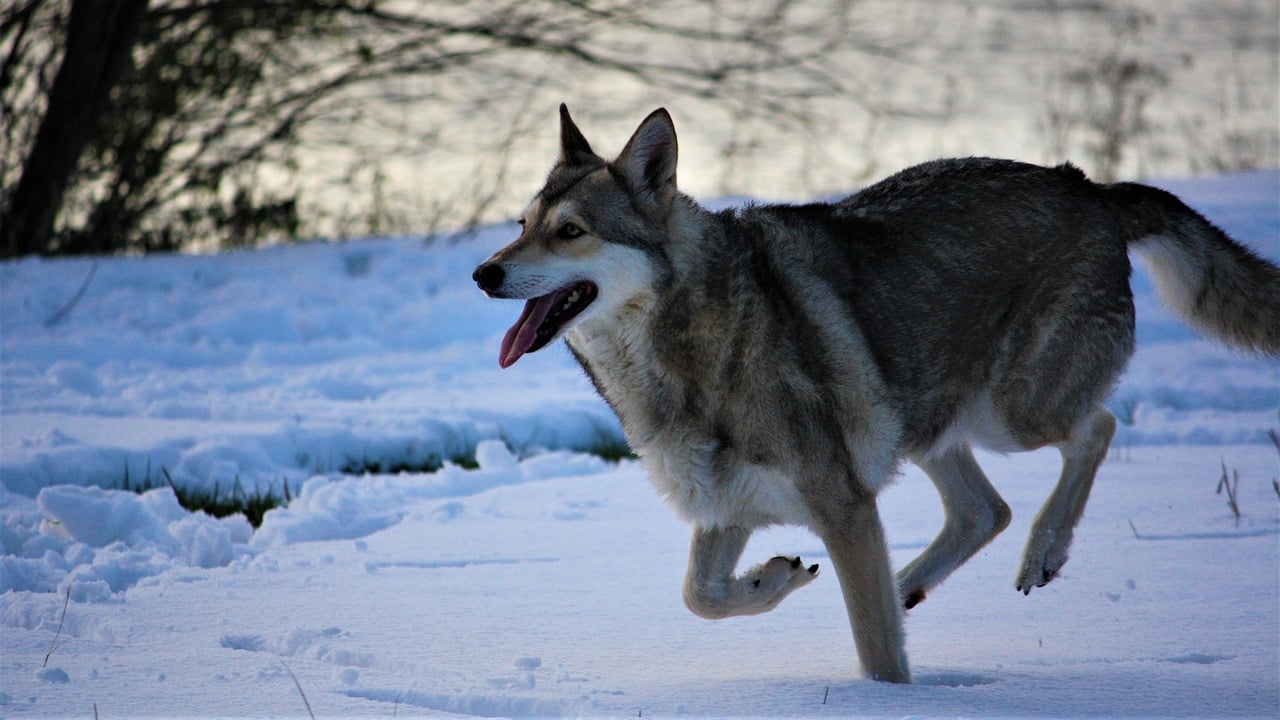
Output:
top-left (498, 281), bottom-right (598, 368)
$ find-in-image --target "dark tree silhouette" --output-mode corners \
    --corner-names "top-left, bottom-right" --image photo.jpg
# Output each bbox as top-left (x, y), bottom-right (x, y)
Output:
top-left (2, 0), bottom-right (148, 256)
top-left (1, 0), bottom-right (879, 257)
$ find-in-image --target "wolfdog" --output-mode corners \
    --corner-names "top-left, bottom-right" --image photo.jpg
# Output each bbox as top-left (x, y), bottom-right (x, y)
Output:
top-left (473, 105), bottom-right (1280, 682)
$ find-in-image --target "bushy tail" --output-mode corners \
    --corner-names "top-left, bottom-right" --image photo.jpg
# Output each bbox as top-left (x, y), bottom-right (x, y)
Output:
top-left (1108, 181), bottom-right (1280, 356)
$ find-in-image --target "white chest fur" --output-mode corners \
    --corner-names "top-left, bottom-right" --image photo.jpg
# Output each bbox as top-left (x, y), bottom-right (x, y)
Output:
top-left (640, 443), bottom-right (814, 530)
top-left (569, 301), bottom-right (815, 531)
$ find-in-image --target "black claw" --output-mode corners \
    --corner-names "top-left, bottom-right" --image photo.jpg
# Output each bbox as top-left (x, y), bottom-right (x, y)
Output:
top-left (904, 589), bottom-right (925, 609)
top-left (790, 557), bottom-right (802, 569)
top-left (752, 578), bottom-right (760, 588)
top-left (807, 563), bottom-right (819, 574)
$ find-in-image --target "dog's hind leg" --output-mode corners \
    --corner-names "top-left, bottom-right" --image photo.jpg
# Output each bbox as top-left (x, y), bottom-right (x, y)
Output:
top-left (1016, 407), bottom-right (1117, 594)
top-left (682, 525), bottom-right (820, 620)
top-left (814, 498), bottom-right (910, 683)
top-left (897, 444), bottom-right (1011, 608)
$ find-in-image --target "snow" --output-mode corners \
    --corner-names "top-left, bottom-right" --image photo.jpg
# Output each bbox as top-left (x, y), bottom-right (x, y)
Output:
top-left (1, 169), bottom-right (1278, 717)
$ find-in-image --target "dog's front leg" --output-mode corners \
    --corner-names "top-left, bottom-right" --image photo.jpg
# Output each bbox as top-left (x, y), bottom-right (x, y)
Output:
top-left (682, 525), bottom-right (819, 619)
top-left (815, 498), bottom-right (911, 683)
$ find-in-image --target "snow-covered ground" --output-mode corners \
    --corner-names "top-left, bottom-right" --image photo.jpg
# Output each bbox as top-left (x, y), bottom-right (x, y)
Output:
top-left (1, 169), bottom-right (1277, 717)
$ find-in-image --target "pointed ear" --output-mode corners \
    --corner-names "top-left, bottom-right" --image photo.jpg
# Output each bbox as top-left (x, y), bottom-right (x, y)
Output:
top-left (615, 108), bottom-right (677, 201)
top-left (559, 103), bottom-right (597, 165)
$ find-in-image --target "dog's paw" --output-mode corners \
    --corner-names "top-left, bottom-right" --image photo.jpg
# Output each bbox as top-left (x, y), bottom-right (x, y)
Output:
top-left (1015, 541), bottom-right (1068, 595)
top-left (749, 555), bottom-right (819, 595)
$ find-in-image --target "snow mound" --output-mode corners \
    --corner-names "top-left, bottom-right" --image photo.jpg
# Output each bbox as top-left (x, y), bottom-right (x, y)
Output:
top-left (0, 441), bottom-right (602, 601)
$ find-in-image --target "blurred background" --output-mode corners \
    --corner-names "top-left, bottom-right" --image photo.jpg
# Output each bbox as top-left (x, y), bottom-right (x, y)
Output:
top-left (2, 0), bottom-right (1276, 256)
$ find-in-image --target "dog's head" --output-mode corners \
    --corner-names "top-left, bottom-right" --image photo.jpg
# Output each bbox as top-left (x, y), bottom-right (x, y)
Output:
top-left (474, 105), bottom-right (679, 368)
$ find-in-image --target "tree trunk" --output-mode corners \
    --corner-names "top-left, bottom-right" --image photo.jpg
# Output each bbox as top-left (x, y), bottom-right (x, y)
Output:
top-left (1, 0), bottom-right (148, 258)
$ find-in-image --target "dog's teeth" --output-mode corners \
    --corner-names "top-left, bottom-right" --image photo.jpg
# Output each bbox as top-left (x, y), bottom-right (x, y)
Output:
top-left (561, 288), bottom-right (583, 311)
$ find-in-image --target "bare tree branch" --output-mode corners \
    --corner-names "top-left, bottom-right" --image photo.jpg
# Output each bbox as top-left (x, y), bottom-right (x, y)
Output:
top-left (4, 0), bottom-right (897, 254)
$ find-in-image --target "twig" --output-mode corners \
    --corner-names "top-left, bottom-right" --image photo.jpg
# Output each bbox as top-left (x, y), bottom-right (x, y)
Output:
top-left (44, 262), bottom-right (97, 328)
top-left (822, 686), bottom-right (830, 705)
top-left (1127, 519), bottom-right (1141, 539)
top-left (43, 585), bottom-right (71, 668)
top-left (282, 662), bottom-right (316, 720)
top-left (1216, 460), bottom-right (1241, 523)
top-left (1269, 428), bottom-right (1280, 503)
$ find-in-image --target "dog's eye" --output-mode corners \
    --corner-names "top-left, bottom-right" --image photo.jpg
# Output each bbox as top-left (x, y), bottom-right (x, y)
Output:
top-left (559, 223), bottom-right (585, 239)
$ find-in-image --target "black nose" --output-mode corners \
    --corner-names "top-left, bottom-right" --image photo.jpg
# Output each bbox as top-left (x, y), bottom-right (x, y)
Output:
top-left (473, 262), bottom-right (505, 293)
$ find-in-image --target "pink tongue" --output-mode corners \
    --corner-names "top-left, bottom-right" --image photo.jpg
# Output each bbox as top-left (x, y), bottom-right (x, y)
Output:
top-left (499, 294), bottom-right (555, 368)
